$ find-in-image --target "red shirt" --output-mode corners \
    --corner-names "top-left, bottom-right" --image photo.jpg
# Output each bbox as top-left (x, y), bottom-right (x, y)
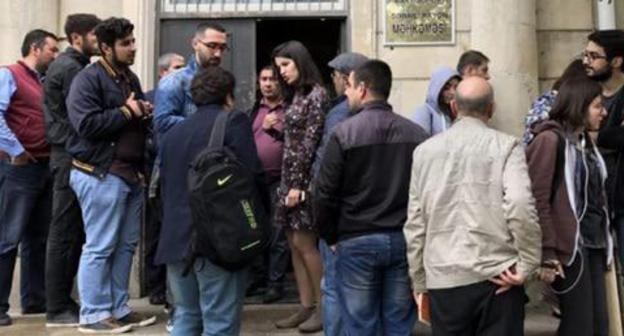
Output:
top-left (252, 101), bottom-right (284, 183)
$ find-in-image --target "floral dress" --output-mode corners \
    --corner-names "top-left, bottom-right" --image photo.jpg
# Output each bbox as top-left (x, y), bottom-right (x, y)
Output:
top-left (275, 85), bottom-right (329, 231)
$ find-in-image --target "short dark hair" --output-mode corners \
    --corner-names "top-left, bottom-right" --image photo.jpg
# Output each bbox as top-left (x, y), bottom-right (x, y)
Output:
top-left (588, 30), bottom-right (624, 70)
top-left (190, 66), bottom-right (235, 106)
top-left (455, 86), bottom-right (494, 116)
top-left (271, 40), bottom-right (323, 96)
top-left (552, 59), bottom-right (587, 91)
top-left (549, 78), bottom-right (602, 131)
top-left (195, 22), bottom-right (226, 36)
top-left (353, 60), bottom-right (392, 100)
top-left (64, 14), bottom-right (101, 42)
top-left (457, 50), bottom-right (489, 74)
top-left (21, 29), bottom-right (57, 57)
top-left (259, 64), bottom-right (274, 76)
top-left (94, 17), bottom-right (134, 51)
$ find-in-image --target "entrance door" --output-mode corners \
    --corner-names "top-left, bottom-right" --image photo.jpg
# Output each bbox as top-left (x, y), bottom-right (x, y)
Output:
top-left (159, 17), bottom-right (345, 110)
top-left (256, 18), bottom-right (345, 92)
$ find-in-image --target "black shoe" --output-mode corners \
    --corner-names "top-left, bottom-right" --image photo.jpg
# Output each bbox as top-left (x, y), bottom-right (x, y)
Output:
top-left (262, 287), bottom-right (284, 304)
top-left (0, 312), bottom-right (11, 327)
top-left (246, 281), bottom-right (267, 297)
top-left (149, 292), bottom-right (167, 305)
top-left (22, 305), bottom-right (46, 315)
top-left (46, 310), bottom-right (79, 328)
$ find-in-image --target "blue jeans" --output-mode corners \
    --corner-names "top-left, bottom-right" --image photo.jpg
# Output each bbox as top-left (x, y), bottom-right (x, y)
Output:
top-left (70, 170), bottom-right (142, 324)
top-left (168, 259), bottom-right (247, 336)
top-left (0, 161), bottom-right (51, 314)
top-left (319, 239), bottom-right (343, 336)
top-left (336, 232), bottom-right (415, 336)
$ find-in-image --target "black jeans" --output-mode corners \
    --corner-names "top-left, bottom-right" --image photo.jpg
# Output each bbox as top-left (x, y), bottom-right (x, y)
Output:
top-left (45, 147), bottom-right (84, 315)
top-left (248, 181), bottom-right (290, 289)
top-left (0, 160), bottom-right (52, 314)
top-left (429, 280), bottom-right (525, 336)
top-left (554, 248), bottom-right (608, 336)
top-left (145, 193), bottom-right (166, 297)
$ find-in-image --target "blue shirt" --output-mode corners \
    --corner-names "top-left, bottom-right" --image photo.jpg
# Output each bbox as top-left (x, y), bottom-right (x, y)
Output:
top-left (312, 95), bottom-right (350, 177)
top-left (0, 68), bottom-right (21, 156)
top-left (153, 56), bottom-right (199, 137)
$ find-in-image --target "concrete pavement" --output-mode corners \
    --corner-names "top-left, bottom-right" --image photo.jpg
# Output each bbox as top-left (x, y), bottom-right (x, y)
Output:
top-left (1, 298), bottom-right (558, 335)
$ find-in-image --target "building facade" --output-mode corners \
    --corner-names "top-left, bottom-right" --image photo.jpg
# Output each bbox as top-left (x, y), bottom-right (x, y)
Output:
top-left (0, 0), bottom-right (622, 134)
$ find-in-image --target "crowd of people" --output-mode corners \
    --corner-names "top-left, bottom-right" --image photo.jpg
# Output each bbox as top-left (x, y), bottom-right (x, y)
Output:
top-left (0, 12), bottom-right (624, 336)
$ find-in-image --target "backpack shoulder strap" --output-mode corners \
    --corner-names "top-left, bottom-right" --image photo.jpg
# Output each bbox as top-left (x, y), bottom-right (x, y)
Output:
top-left (207, 111), bottom-right (228, 150)
top-left (550, 129), bottom-right (566, 205)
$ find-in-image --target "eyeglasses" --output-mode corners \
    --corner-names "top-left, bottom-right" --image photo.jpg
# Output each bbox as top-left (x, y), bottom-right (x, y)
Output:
top-left (582, 51), bottom-right (608, 62)
top-left (197, 40), bottom-right (229, 52)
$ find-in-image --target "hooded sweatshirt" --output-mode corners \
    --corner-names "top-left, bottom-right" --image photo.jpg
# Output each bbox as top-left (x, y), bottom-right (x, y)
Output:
top-left (411, 67), bottom-right (460, 136)
top-left (526, 120), bottom-right (613, 266)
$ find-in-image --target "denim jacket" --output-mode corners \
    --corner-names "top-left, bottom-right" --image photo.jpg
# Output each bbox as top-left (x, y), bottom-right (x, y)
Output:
top-left (153, 56), bottom-right (199, 137)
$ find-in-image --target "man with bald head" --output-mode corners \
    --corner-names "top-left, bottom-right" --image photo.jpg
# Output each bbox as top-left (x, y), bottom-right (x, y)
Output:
top-left (404, 77), bottom-right (542, 335)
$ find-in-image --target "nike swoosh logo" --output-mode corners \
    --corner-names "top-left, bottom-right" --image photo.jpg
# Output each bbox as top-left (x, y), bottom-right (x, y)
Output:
top-left (217, 174), bottom-right (233, 186)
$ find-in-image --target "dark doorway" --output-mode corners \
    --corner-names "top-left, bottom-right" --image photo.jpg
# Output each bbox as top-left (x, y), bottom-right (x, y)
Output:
top-left (256, 18), bottom-right (345, 97)
top-left (158, 17), bottom-right (345, 111)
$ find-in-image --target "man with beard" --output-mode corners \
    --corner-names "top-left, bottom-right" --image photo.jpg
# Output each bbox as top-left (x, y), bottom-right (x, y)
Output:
top-left (0, 29), bottom-right (58, 327)
top-left (66, 17), bottom-right (155, 333)
top-left (587, 30), bottom-right (624, 265)
top-left (43, 13), bottom-right (101, 328)
top-left (153, 22), bottom-right (228, 136)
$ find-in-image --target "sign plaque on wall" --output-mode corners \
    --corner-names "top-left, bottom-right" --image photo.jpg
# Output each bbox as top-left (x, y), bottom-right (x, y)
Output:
top-left (384, 0), bottom-right (455, 46)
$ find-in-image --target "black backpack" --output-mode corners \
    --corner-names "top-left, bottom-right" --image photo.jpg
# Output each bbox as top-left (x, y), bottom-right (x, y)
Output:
top-left (187, 111), bottom-right (270, 271)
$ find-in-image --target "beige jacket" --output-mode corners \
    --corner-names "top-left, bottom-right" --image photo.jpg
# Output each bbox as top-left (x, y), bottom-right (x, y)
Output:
top-left (403, 117), bottom-right (542, 292)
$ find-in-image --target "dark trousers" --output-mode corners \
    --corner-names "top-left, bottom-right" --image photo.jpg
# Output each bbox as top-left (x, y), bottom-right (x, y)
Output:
top-left (429, 281), bottom-right (525, 336)
top-left (145, 194), bottom-right (166, 297)
top-left (248, 181), bottom-right (290, 289)
top-left (554, 248), bottom-right (608, 336)
top-left (45, 147), bottom-right (84, 315)
top-left (0, 160), bottom-right (52, 314)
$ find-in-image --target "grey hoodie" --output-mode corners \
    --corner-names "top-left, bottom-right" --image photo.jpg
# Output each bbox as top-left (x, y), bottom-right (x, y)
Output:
top-left (411, 67), bottom-right (460, 136)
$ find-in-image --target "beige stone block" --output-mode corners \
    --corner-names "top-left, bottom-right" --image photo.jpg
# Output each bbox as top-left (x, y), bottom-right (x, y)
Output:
top-left (537, 31), bottom-right (590, 79)
top-left (350, 0), bottom-right (376, 57)
top-left (455, 0), bottom-right (471, 31)
top-left (537, 0), bottom-right (593, 30)
top-left (60, 0), bottom-right (124, 31)
top-left (0, 0), bottom-right (60, 64)
top-left (388, 79), bottom-right (430, 119)
top-left (377, 32), bottom-right (470, 79)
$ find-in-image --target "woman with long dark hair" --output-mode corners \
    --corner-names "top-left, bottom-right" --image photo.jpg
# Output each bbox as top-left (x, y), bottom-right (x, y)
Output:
top-left (526, 78), bottom-right (613, 335)
top-left (271, 40), bottom-right (328, 332)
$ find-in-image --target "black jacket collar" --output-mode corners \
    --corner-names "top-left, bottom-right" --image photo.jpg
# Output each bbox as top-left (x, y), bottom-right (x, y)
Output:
top-left (64, 46), bottom-right (91, 67)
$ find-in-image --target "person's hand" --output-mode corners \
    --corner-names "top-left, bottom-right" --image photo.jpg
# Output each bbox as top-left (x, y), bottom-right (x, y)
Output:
top-left (489, 265), bottom-right (526, 294)
top-left (413, 292), bottom-right (421, 304)
top-left (262, 112), bottom-right (279, 130)
top-left (10, 151), bottom-right (36, 166)
top-left (285, 188), bottom-right (302, 208)
top-left (139, 100), bottom-right (154, 119)
top-left (538, 260), bottom-right (565, 284)
top-left (125, 92), bottom-right (142, 118)
top-left (141, 100), bottom-right (154, 113)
